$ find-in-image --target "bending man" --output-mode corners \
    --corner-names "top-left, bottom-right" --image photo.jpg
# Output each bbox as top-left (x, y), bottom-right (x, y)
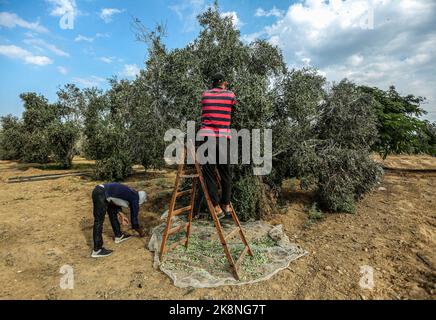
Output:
top-left (91, 182), bottom-right (146, 258)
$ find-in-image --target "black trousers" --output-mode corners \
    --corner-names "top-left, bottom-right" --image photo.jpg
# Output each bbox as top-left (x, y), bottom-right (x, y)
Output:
top-left (92, 186), bottom-right (122, 251)
top-left (201, 139), bottom-right (232, 207)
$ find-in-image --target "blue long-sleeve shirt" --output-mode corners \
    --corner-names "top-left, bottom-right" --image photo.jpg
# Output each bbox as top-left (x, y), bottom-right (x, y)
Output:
top-left (103, 183), bottom-right (141, 229)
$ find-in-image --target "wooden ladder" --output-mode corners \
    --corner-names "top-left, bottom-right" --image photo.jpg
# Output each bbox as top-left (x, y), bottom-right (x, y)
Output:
top-left (159, 141), bottom-right (253, 280)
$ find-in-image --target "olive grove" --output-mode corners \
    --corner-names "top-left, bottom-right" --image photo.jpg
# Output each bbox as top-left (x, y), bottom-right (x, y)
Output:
top-left (1, 3), bottom-right (434, 219)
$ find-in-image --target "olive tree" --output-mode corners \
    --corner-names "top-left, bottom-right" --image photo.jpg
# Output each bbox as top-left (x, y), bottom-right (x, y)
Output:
top-left (132, 3), bottom-right (286, 219)
top-left (0, 115), bottom-right (24, 160)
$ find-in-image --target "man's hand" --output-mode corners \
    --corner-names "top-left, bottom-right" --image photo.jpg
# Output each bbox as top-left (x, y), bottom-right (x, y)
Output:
top-left (134, 227), bottom-right (146, 238)
top-left (118, 213), bottom-right (130, 226)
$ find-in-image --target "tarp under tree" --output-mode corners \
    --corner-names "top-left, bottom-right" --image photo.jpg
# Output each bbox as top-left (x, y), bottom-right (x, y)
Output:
top-left (148, 211), bottom-right (307, 288)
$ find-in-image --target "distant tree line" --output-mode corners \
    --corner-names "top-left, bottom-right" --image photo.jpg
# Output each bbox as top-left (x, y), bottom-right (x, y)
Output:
top-left (1, 3), bottom-right (434, 218)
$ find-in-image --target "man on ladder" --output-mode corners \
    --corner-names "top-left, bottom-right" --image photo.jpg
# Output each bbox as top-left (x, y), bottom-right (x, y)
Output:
top-left (159, 72), bottom-right (252, 280)
top-left (198, 72), bottom-right (237, 219)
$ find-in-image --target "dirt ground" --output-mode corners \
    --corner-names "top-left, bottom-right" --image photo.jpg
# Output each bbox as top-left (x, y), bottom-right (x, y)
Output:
top-left (0, 155), bottom-right (434, 300)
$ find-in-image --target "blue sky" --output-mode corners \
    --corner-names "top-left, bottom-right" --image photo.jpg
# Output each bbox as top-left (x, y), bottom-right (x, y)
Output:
top-left (1, 0), bottom-right (435, 121)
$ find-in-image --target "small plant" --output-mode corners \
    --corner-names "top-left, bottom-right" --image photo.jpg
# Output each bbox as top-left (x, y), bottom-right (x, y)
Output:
top-left (306, 202), bottom-right (324, 226)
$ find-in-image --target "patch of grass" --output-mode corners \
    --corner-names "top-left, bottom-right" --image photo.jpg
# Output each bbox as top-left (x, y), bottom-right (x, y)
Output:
top-left (305, 202), bottom-right (324, 227)
top-left (155, 178), bottom-right (171, 189)
top-left (37, 162), bottom-right (95, 171)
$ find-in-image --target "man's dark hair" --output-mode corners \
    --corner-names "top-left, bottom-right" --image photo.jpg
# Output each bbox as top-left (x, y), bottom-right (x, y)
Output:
top-left (212, 72), bottom-right (225, 87)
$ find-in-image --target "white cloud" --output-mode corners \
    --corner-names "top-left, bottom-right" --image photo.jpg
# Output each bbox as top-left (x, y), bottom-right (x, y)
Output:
top-left (220, 11), bottom-right (244, 28)
top-left (99, 56), bottom-right (115, 64)
top-left (0, 12), bottom-right (48, 33)
top-left (23, 38), bottom-right (69, 57)
top-left (348, 54), bottom-right (364, 67)
top-left (121, 64), bottom-right (140, 78)
top-left (57, 66), bottom-right (68, 74)
top-left (74, 33), bottom-right (110, 43)
top-left (75, 34), bottom-right (94, 42)
top-left (99, 8), bottom-right (124, 23)
top-left (0, 44), bottom-right (53, 66)
top-left (72, 76), bottom-right (105, 87)
top-left (255, 7), bottom-right (284, 18)
top-left (244, 0), bottom-right (436, 121)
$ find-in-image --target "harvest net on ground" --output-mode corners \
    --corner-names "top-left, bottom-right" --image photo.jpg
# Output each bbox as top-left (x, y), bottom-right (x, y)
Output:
top-left (148, 212), bottom-right (307, 288)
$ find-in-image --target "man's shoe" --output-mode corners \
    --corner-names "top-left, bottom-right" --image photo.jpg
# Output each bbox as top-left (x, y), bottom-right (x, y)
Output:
top-left (115, 233), bottom-right (132, 244)
top-left (91, 247), bottom-right (113, 258)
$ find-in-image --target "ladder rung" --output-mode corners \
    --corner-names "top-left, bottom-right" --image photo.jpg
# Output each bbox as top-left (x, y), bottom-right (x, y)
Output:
top-left (176, 189), bottom-right (191, 197)
top-left (180, 174), bottom-right (199, 179)
top-left (225, 227), bottom-right (240, 241)
top-left (235, 246), bottom-right (249, 270)
top-left (172, 205), bottom-right (192, 215)
top-left (167, 237), bottom-right (187, 252)
top-left (168, 223), bottom-right (188, 235)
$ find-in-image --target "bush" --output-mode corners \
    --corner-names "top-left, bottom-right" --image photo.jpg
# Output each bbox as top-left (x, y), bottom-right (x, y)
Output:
top-left (306, 203), bottom-right (324, 226)
top-left (425, 121), bottom-right (436, 156)
top-left (0, 115), bottom-right (24, 160)
top-left (288, 80), bottom-right (383, 213)
top-left (22, 130), bottom-right (52, 163)
top-left (315, 147), bottom-right (383, 213)
top-left (94, 150), bottom-right (133, 181)
top-left (48, 121), bottom-right (79, 169)
top-left (232, 174), bottom-right (261, 221)
top-left (360, 85), bottom-right (431, 158)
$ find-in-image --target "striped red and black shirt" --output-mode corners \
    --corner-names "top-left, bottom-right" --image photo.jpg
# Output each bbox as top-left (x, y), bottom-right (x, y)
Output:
top-left (199, 87), bottom-right (237, 139)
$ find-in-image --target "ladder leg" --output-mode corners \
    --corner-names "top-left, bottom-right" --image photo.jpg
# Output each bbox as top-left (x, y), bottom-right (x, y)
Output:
top-left (214, 168), bottom-right (253, 257)
top-left (194, 161), bottom-right (239, 280)
top-left (185, 177), bottom-right (197, 248)
top-left (159, 162), bottom-right (184, 261)
top-left (208, 197), bottom-right (240, 280)
top-left (229, 203), bottom-right (254, 257)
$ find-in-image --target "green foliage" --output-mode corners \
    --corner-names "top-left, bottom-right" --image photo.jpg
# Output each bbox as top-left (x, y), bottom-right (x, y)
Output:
top-left (0, 87), bottom-right (81, 168)
top-left (306, 203), bottom-right (324, 226)
top-left (82, 88), bottom-right (107, 160)
top-left (316, 81), bottom-right (383, 212)
top-left (94, 150), bottom-right (133, 181)
top-left (360, 85), bottom-right (431, 158)
top-left (19, 93), bottom-right (58, 163)
top-left (82, 80), bottom-right (135, 180)
top-left (47, 121), bottom-right (79, 168)
top-left (132, 5), bottom-right (286, 219)
top-left (281, 80), bottom-right (384, 213)
top-left (308, 203), bottom-right (324, 220)
top-left (232, 174), bottom-right (261, 221)
top-left (22, 130), bottom-right (52, 163)
top-left (0, 115), bottom-right (24, 160)
top-left (424, 121), bottom-right (436, 156)
top-left (315, 146), bottom-right (383, 213)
